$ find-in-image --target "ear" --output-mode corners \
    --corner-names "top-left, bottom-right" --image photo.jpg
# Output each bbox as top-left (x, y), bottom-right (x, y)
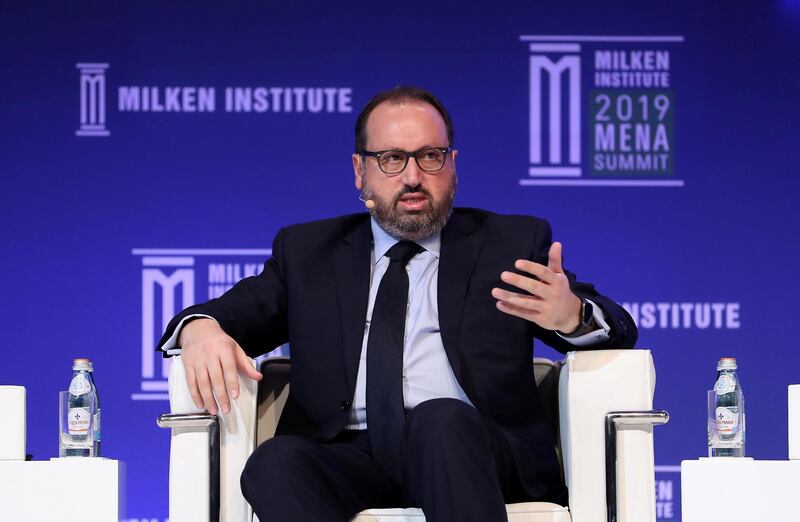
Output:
top-left (352, 153), bottom-right (364, 190)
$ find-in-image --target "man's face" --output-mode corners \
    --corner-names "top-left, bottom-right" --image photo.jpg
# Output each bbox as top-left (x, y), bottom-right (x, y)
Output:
top-left (352, 101), bottom-right (457, 241)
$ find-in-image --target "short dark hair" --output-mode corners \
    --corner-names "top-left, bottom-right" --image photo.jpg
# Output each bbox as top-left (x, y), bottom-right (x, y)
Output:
top-left (354, 86), bottom-right (454, 152)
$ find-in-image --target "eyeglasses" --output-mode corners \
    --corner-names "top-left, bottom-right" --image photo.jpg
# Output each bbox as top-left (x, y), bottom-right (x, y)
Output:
top-left (359, 146), bottom-right (454, 175)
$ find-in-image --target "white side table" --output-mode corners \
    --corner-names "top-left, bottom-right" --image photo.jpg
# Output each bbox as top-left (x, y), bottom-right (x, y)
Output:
top-left (681, 458), bottom-right (800, 521)
top-left (0, 458), bottom-right (124, 521)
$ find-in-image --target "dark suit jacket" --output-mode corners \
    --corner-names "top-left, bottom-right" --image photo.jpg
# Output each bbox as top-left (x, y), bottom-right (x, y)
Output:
top-left (159, 208), bottom-right (637, 500)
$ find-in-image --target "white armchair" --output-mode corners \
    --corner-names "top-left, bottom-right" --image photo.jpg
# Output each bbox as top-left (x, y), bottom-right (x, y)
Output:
top-left (158, 349), bottom-right (667, 522)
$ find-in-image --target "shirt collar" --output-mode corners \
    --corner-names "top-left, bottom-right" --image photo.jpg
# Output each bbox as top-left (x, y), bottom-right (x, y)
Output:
top-left (370, 218), bottom-right (441, 265)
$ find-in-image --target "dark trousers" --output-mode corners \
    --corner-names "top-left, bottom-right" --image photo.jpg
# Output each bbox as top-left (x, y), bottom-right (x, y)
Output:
top-left (241, 398), bottom-right (534, 522)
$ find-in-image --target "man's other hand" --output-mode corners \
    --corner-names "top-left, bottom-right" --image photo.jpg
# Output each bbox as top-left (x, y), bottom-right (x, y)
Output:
top-left (178, 318), bottom-right (263, 415)
top-left (491, 242), bottom-right (582, 333)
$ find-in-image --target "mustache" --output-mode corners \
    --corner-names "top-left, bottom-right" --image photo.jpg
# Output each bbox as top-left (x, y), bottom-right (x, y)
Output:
top-left (393, 185), bottom-right (432, 204)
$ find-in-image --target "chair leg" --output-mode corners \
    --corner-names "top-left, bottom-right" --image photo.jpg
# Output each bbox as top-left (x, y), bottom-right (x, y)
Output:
top-left (604, 410), bottom-right (669, 522)
top-left (158, 413), bottom-right (221, 522)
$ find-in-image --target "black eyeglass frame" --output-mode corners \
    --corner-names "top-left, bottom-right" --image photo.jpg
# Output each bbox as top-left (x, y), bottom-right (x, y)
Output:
top-left (358, 146), bottom-right (455, 175)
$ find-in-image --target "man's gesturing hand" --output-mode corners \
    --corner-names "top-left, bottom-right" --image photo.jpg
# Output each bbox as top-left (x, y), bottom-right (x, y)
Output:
top-left (491, 242), bottom-right (582, 333)
top-left (178, 318), bottom-right (263, 415)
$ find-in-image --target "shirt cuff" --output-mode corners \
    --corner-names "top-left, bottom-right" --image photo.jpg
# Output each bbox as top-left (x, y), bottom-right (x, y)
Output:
top-left (159, 314), bottom-right (219, 356)
top-left (556, 299), bottom-right (611, 347)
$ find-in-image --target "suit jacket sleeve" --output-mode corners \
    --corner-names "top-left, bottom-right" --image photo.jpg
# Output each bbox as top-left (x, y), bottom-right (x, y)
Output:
top-left (157, 228), bottom-right (290, 357)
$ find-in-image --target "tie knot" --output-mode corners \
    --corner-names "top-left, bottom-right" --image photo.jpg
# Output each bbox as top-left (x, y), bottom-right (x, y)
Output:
top-left (385, 241), bottom-right (423, 264)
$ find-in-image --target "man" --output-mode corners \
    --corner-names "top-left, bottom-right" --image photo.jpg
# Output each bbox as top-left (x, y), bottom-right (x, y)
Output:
top-left (159, 86), bottom-right (637, 521)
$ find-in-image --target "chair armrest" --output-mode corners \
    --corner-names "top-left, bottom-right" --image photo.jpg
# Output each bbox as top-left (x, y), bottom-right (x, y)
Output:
top-left (559, 349), bottom-right (666, 522)
top-left (157, 355), bottom-right (258, 522)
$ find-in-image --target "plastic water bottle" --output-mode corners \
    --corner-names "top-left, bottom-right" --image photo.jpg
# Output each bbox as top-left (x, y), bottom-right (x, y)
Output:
top-left (708, 357), bottom-right (745, 457)
top-left (66, 358), bottom-right (101, 457)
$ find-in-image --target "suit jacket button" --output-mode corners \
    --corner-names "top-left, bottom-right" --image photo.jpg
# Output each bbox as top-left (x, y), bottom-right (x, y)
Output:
top-left (340, 400), bottom-right (350, 411)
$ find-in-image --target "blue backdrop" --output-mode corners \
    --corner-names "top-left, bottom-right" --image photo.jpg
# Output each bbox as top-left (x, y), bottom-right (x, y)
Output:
top-left (2, 1), bottom-right (799, 520)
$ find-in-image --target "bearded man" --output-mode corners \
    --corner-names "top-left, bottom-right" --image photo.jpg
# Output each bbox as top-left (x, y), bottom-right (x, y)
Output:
top-left (158, 86), bottom-right (637, 522)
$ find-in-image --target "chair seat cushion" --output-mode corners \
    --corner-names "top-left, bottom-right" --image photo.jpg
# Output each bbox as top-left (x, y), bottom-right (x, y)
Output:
top-left (354, 502), bottom-right (570, 521)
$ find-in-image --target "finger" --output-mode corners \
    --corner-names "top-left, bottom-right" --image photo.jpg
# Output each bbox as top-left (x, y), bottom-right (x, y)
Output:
top-left (219, 350), bottom-right (240, 402)
top-left (548, 242), bottom-right (564, 274)
top-left (207, 360), bottom-right (231, 415)
top-left (496, 299), bottom-right (543, 322)
top-left (184, 364), bottom-right (204, 410)
top-left (237, 347), bottom-right (263, 381)
top-left (194, 366), bottom-right (218, 415)
top-left (500, 271), bottom-right (547, 297)
top-left (492, 287), bottom-right (545, 311)
top-left (513, 259), bottom-right (556, 284)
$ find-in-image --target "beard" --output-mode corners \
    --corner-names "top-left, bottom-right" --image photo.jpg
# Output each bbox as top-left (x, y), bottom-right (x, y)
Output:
top-left (361, 175), bottom-right (456, 241)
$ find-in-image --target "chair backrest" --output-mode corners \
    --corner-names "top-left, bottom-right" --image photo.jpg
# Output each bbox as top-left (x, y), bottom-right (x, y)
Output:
top-left (532, 357), bottom-right (564, 476)
top-left (255, 357), bottom-right (564, 473)
top-left (256, 357), bottom-right (291, 445)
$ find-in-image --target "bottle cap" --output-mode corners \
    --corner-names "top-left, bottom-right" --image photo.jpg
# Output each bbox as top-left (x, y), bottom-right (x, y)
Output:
top-left (72, 358), bottom-right (94, 372)
top-left (717, 357), bottom-right (737, 371)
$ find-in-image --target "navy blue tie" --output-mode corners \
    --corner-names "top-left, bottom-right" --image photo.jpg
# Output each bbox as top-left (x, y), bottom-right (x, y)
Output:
top-left (366, 240), bottom-right (423, 482)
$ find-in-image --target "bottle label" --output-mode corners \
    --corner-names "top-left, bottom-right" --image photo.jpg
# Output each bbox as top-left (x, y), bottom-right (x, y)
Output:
top-left (69, 374), bottom-right (90, 396)
top-left (715, 406), bottom-right (739, 435)
top-left (68, 407), bottom-right (91, 436)
top-left (714, 374), bottom-right (735, 395)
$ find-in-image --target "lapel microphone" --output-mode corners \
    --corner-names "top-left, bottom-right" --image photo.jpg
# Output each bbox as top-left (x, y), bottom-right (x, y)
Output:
top-left (359, 194), bottom-right (376, 209)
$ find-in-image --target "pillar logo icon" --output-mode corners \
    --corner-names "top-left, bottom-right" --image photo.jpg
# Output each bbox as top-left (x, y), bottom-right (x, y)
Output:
top-left (76, 63), bottom-right (110, 137)
top-left (131, 248), bottom-right (271, 401)
top-left (521, 35), bottom-right (685, 188)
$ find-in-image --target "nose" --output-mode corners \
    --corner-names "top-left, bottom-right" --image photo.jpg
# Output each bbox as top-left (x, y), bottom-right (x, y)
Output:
top-left (400, 157), bottom-right (423, 186)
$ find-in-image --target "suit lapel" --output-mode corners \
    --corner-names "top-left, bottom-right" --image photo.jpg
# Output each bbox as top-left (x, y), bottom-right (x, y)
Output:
top-left (438, 211), bottom-right (484, 382)
top-left (333, 218), bottom-right (373, 394)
